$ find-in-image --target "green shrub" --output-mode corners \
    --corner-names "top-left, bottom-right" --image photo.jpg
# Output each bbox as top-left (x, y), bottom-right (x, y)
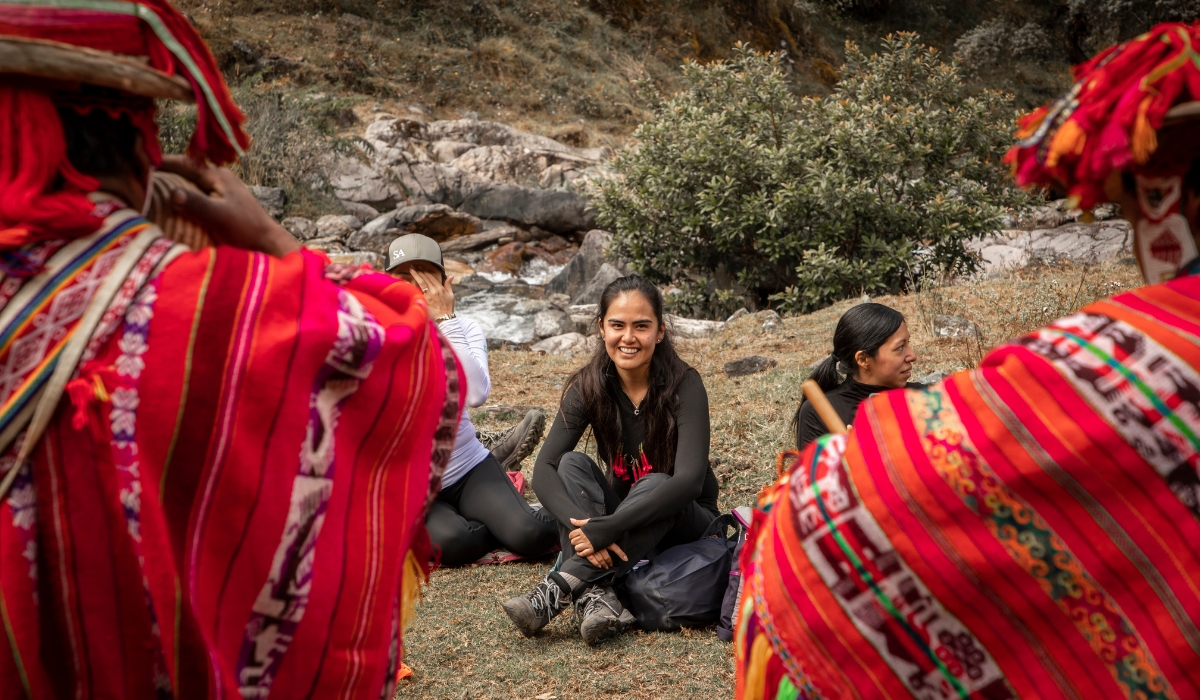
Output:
top-left (596, 35), bottom-right (1032, 317)
top-left (157, 78), bottom-right (360, 218)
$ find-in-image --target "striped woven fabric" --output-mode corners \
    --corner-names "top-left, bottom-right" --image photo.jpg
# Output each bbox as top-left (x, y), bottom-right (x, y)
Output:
top-left (736, 272), bottom-right (1200, 700)
top-left (0, 207), bottom-right (457, 699)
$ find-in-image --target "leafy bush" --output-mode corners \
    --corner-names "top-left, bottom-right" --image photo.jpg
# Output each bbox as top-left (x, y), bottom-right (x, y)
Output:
top-left (954, 19), bottom-right (1053, 78)
top-left (596, 35), bottom-right (1031, 317)
top-left (157, 78), bottom-right (359, 218)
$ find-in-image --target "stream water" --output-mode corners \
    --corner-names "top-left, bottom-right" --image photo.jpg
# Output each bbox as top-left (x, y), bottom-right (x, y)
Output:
top-left (455, 259), bottom-right (567, 343)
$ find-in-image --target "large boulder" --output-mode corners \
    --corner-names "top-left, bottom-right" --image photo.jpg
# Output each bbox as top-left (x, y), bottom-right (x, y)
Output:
top-left (431, 140), bottom-right (476, 163)
top-left (340, 200), bottom-right (379, 222)
top-left (667, 315), bottom-right (725, 339)
top-left (534, 309), bottom-right (576, 339)
top-left (478, 241), bottom-right (529, 276)
top-left (282, 216), bottom-right (317, 240)
top-left (571, 262), bottom-right (624, 306)
top-left (327, 155), bottom-right (401, 210)
top-left (451, 145), bottom-right (597, 186)
top-left (547, 230), bottom-right (614, 299)
top-left (423, 119), bottom-right (607, 161)
top-left (347, 204), bottom-right (483, 251)
top-left (316, 214), bottom-right (359, 239)
top-left (530, 332), bottom-right (599, 358)
top-left (458, 182), bottom-right (595, 234)
top-left (440, 225), bottom-right (523, 253)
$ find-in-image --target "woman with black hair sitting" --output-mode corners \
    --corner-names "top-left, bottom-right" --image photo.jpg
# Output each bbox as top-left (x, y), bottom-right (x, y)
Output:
top-left (501, 275), bottom-right (718, 646)
top-left (793, 303), bottom-right (920, 450)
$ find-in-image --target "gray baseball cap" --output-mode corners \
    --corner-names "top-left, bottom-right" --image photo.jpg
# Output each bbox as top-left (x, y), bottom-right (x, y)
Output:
top-left (385, 233), bottom-right (444, 273)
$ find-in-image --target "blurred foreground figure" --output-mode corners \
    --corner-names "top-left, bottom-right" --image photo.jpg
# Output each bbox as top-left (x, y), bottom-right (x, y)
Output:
top-left (0, 2), bottom-right (458, 697)
top-left (736, 23), bottom-right (1200, 700)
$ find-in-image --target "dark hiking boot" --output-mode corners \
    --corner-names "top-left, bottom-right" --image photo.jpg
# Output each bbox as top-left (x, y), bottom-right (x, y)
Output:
top-left (501, 575), bottom-right (571, 637)
top-left (575, 586), bottom-right (635, 646)
top-left (487, 409), bottom-right (546, 470)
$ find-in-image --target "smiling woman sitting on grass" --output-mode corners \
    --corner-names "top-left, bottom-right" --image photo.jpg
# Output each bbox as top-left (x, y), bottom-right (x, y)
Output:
top-left (501, 275), bottom-right (719, 646)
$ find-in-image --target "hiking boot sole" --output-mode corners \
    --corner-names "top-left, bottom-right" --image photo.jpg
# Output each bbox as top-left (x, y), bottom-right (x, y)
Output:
top-left (500, 410), bottom-right (546, 471)
top-left (580, 609), bottom-right (635, 646)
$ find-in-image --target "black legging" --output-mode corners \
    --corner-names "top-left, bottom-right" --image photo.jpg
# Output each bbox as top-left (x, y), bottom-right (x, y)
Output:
top-left (426, 454), bottom-right (558, 566)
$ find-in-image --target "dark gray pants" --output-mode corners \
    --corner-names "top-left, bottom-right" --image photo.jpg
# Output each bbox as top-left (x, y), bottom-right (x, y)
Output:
top-left (554, 452), bottom-right (715, 586)
top-left (427, 454), bottom-right (558, 566)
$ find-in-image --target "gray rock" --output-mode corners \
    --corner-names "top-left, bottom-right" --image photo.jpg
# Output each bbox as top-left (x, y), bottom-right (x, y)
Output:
top-left (547, 230), bottom-right (613, 298)
top-left (917, 371), bottom-right (948, 386)
top-left (571, 262), bottom-right (624, 306)
top-left (724, 355), bottom-right (778, 378)
top-left (546, 293), bottom-right (572, 310)
top-left (459, 182), bottom-right (595, 234)
top-left (348, 205), bottom-right (483, 251)
top-left (440, 226), bottom-right (522, 253)
top-left (934, 314), bottom-right (981, 339)
top-left (249, 186), bottom-right (286, 218)
top-left (340, 200), bottom-right (379, 222)
top-left (529, 332), bottom-right (599, 358)
top-left (395, 204), bottom-right (482, 239)
top-left (431, 140), bottom-right (477, 163)
top-left (281, 216), bottom-right (317, 240)
top-left (667, 315), bottom-right (725, 339)
top-left (326, 251), bottom-right (383, 269)
top-left (327, 156), bottom-right (400, 209)
top-left (316, 215), bottom-right (356, 239)
top-left (451, 145), bottom-right (597, 186)
top-left (570, 303), bottom-right (599, 316)
top-left (533, 309), bottom-right (576, 339)
top-left (304, 235), bottom-right (346, 253)
top-left (725, 308), bottom-right (750, 323)
top-left (570, 313), bottom-right (596, 334)
top-left (424, 119), bottom-right (607, 160)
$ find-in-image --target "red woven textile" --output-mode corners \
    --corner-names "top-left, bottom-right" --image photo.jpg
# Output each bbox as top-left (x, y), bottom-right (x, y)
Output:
top-left (0, 215), bottom-right (458, 698)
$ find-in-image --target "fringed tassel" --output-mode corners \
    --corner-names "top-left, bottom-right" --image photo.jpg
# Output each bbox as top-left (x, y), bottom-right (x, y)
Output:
top-left (1045, 119), bottom-right (1087, 168)
top-left (400, 520), bottom-right (436, 631)
top-left (1132, 96), bottom-right (1159, 164)
top-left (744, 634), bottom-right (773, 700)
top-left (400, 549), bottom-right (426, 633)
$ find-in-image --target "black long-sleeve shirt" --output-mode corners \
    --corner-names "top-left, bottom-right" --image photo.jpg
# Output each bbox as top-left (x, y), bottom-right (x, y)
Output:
top-left (532, 369), bottom-right (719, 550)
top-left (796, 377), bottom-right (923, 450)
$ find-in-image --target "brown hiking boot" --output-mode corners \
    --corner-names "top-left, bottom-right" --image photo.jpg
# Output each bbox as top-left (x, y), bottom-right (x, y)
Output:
top-left (575, 586), bottom-right (635, 646)
top-left (501, 575), bottom-right (571, 638)
top-left (485, 409), bottom-right (546, 470)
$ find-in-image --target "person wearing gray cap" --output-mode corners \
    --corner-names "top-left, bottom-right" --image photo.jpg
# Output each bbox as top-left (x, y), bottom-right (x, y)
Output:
top-left (386, 234), bottom-right (558, 565)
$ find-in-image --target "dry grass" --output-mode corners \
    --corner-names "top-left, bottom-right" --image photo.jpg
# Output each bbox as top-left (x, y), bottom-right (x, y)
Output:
top-left (396, 258), bottom-right (1143, 699)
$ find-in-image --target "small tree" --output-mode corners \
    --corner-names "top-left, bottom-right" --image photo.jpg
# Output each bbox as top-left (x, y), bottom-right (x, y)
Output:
top-left (597, 35), bottom-right (1031, 317)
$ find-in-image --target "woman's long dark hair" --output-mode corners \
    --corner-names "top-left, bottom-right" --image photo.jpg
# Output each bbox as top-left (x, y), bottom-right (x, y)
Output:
top-left (791, 303), bottom-right (905, 443)
top-left (563, 275), bottom-right (692, 475)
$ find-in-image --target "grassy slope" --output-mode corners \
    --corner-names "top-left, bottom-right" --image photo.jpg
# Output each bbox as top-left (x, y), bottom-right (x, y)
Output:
top-left (178, 0), bottom-right (1073, 147)
top-left (397, 260), bottom-right (1140, 699)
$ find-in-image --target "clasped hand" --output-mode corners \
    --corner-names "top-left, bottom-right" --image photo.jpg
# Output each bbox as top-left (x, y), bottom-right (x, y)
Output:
top-left (568, 518), bottom-right (628, 570)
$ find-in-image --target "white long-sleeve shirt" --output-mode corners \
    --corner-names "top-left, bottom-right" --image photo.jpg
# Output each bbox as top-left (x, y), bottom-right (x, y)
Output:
top-left (438, 316), bottom-right (492, 488)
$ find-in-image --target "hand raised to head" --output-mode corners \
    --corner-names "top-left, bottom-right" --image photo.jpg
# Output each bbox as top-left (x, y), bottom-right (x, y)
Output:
top-left (160, 156), bottom-right (300, 259)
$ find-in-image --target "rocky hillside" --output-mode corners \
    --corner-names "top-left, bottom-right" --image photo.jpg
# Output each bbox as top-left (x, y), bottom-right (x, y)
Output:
top-left (174, 0), bottom-right (1124, 142)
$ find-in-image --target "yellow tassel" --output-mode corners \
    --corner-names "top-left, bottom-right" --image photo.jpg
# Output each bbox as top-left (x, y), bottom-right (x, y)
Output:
top-left (92, 373), bottom-right (109, 403)
top-left (1045, 120), bottom-right (1086, 168)
top-left (744, 634), bottom-right (772, 700)
top-left (400, 549), bottom-right (425, 632)
top-left (1132, 96), bottom-right (1158, 164)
